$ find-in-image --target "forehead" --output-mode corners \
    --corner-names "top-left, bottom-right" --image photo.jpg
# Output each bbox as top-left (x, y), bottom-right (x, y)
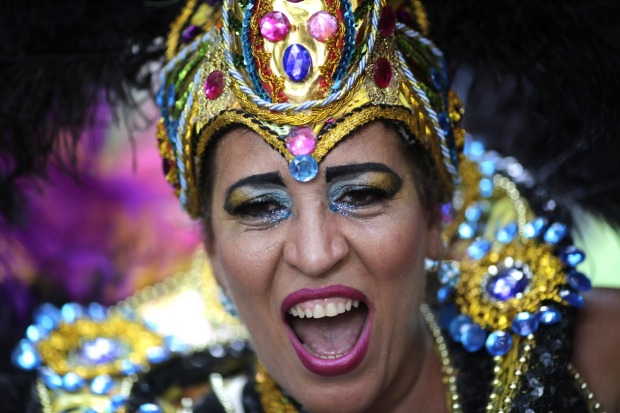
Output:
top-left (212, 122), bottom-right (411, 185)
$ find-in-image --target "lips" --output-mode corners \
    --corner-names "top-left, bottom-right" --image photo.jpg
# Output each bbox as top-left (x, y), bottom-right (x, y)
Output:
top-left (281, 285), bottom-right (372, 377)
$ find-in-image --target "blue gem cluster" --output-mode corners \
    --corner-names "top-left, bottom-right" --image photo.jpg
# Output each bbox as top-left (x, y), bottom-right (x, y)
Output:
top-left (436, 139), bottom-right (592, 357)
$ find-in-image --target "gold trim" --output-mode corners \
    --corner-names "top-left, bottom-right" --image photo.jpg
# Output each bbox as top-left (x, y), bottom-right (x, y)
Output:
top-left (568, 364), bottom-right (607, 413)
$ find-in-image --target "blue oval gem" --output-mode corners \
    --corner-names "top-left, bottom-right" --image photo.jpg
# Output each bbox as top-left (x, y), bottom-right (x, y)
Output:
top-left (109, 395), bottom-right (127, 412)
top-left (486, 266), bottom-right (529, 301)
top-left (138, 404), bottom-right (163, 413)
top-left (567, 270), bottom-right (592, 292)
top-left (61, 303), bottom-right (85, 324)
top-left (465, 203), bottom-right (482, 222)
top-left (538, 305), bottom-right (562, 324)
top-left (34, 303), bottom-right (61, 332)
top-left (461, 324), bottom-right (486, 352)
top-left (449, 314), bottom-right (472, 343)
top-left (437, 286), bottom-right (454, 304)
top-left (464, 140), bottom-right (485, 161)
top-left (62, 372), bottom-right (86, 392)
top-left (561, 246), bottom-right (586, 267)
top-left (457, 222), bottom-right (475, 239)
top-left (283, 44), bottom-right (312, 82)
top-left (467, 238), bottom-right (491, 260)
top-left (147, 346), bottom-right (169, 364)
top-left (479, 159), bottom-right (496, 176)
top-left (120, 359), bottom-right (143, 375)
top-left (91, 374), bottom-right (115, 395)
top-left (26, 324), bottom-right (48, 342)
top-left (512, 312), bottom-right (540, 336)
top-left (11, 339), bottom-right (41, 370)
top-left (87, 302), bottom-right (108, 321)
top-left (496, 222), bottom-right (518, 244)
top-left (544, 222), bottom-right (567, 244)
top-left (485, 331), bottom-right (513, 356)
top-left (41, 367), bottom-right (63, 389)
top-left (479, 178), bottom-right (494, 198)
top-left (523, 217), bottom-right (547, 239)
top-left (560, 289), bottom-right (584, 308)
top-left (289, 155), bottom-right (318, 182)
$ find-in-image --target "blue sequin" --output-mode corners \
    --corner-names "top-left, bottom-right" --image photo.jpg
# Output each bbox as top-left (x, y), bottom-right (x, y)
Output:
top-left (461, 324), bottom-right (486, 352)
top-left (485, 331), bottom-right (513, 356)
top-left (34, 303), bottom-right (61, 332)
top-left (138, 404), bottom-right (163, 413)
top-left (449, 314), bottom-right (472, 343)
top-left (430, 67), bottom-right (442, 90)
top-left (543, 222), bottom-right (567, 244)
top-left (165, 335), bottom-right (188, 354)
top-left (166, 85), bottom-right (176, 109)
top-left (62, 372), bottom-right (86, 392)
top-left (41, 367), bottom-right (63, 389)
top-left (108, 395), bottom-right (127, 413)
top-left (479, 178), bottom-right (494, 198)
top-left (538, 305), bottom-right (562, 324)
top-left (523, 217), bottom-right (547, 239)
top-left (11, 339), bottom-right (41, 370)
top-left (512, 312), bottom-right (540, 336)
top-left (560, 289), bottom-right (584, 308)
top-left (283, 44), bottom-right (312, 82)
top-left (331, 0), bottom-right (355, 85)
top-left (289, 155), bottom-right (318, 182)
top-left (496, 222), bottom-right (518, 244)
top-left (61, 303), bottom-right (85, 324)
top-left (457, 222), bottom-right (475, 239)
top-left (567, 270), bottom-right (592, 292)
top-left (147, 346), bottom-right (169, 364)
top-left (464, 140), bottom-right (485, 161)
top-left (437, 286), bottom-right (454, 304)
top-left (26, 325), bottom-right (48, 342)
top-left (87, 302), bottom-right (108, 321)
top-left (464, 203), bottom-right (482, 222)
top-left (91, 374), bottom-right (115, 395)
top-left (467, 238), bottom-right (491, 260)
top-left (438, 112), bottom-right (450, 133)
top-left (120, 360), bottom-right (142, 375)
top-left (479, 159), bottom-right (496, 176)
top-left (560, 246), bottom-right (586, 267)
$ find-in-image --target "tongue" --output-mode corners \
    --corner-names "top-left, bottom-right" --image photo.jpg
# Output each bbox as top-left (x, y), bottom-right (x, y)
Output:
top-left (290, 307), bottom-right (367, 357)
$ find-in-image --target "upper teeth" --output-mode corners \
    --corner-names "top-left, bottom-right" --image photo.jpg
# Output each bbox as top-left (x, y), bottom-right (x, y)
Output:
top-left (288, 299), bottom-right (360, 319)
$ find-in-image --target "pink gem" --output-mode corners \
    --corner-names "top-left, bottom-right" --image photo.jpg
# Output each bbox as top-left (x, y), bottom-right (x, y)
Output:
top-left (378, 6), bottom-right (396, 37)
top-left (204, 70), bottom-right (224, 100)
top-left (260, 11), bottom-right (290, 42)
top-left (373, 58), bottom-right (393, 88)
top-left (307, 11), bottom-right (338, 43)
top-left (285, 126), bottom-right (317, 156)
top-left (286, 0), bottom-right (304, 3)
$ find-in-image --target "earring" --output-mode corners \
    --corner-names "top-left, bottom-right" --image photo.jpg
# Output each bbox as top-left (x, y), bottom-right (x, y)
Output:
top-left (219, 289), bottom-right (239, 317)
top-left (424, 257), bottom-right (439, 272)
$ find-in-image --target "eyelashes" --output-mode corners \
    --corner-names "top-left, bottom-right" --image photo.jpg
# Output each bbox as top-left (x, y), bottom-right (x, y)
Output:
top-left (223, 170), bottom-right (403, 227)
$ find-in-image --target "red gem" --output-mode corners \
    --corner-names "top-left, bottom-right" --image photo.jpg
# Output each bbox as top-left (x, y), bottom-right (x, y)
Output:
top-left (373, 58), bottom-right (392, 88)
top-left (378, 6), bottom-right (396, 37)
top-left (204, 70), bottom-right (224, 100)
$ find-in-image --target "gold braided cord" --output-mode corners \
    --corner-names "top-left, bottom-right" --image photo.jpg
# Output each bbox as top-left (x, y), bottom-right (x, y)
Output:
top-left (184, 100), bottom-right (201, 216)
top-left (229, 77), bottom-right (364, 126)
top-left (412, 0), bottom-right (430, 36)
top-left (167, 0), bottom-right (199, 60)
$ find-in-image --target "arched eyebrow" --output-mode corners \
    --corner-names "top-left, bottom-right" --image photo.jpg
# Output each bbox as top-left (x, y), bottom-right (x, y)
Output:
top-left (325, 163), bottom-right (398, 183)
top-left (225, 172), bottom-right (284, 199)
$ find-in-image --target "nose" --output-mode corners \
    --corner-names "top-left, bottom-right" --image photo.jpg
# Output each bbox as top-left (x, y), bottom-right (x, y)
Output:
top-left (283, 207), bottom-right (349, 278)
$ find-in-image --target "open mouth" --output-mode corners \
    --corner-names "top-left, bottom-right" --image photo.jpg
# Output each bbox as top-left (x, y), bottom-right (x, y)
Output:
top-left (282, 286), bottom-right (372, 376)
top-left (286, 298), bottom-right (369, 359)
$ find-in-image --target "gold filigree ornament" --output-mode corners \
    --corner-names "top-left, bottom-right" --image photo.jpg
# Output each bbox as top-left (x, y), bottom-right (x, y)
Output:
top-left (456, 240), bottom-right (565, 332)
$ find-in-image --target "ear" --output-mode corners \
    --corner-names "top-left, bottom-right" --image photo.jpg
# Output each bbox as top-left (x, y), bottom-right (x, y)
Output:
top-left (203, 224), bottom-right (226, 289)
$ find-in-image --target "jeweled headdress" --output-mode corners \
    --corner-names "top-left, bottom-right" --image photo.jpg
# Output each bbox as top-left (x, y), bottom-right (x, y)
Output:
top-left (157, 0), bottom-right (464, 217)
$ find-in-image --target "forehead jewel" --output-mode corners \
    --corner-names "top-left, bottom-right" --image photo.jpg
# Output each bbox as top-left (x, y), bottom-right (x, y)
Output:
top-left (156, 0), bottom-right (464, 217)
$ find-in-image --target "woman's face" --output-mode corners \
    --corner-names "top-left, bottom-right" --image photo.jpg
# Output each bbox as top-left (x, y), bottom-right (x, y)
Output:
top-left (206, 122), bottom-right (442, 412)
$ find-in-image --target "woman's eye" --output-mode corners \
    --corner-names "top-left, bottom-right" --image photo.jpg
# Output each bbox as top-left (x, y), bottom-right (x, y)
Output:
top-left (230, 197), bottom-right (291, 226)
top-left (332, 186), bottom-right (388, 209)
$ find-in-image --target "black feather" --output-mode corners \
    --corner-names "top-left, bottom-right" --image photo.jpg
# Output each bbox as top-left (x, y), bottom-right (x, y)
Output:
top-left (425, 0), bottom-right (620, 227)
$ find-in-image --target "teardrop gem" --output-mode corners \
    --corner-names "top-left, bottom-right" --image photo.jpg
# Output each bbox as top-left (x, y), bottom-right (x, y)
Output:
top-left (204, 70), bottom-right (225, 100)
